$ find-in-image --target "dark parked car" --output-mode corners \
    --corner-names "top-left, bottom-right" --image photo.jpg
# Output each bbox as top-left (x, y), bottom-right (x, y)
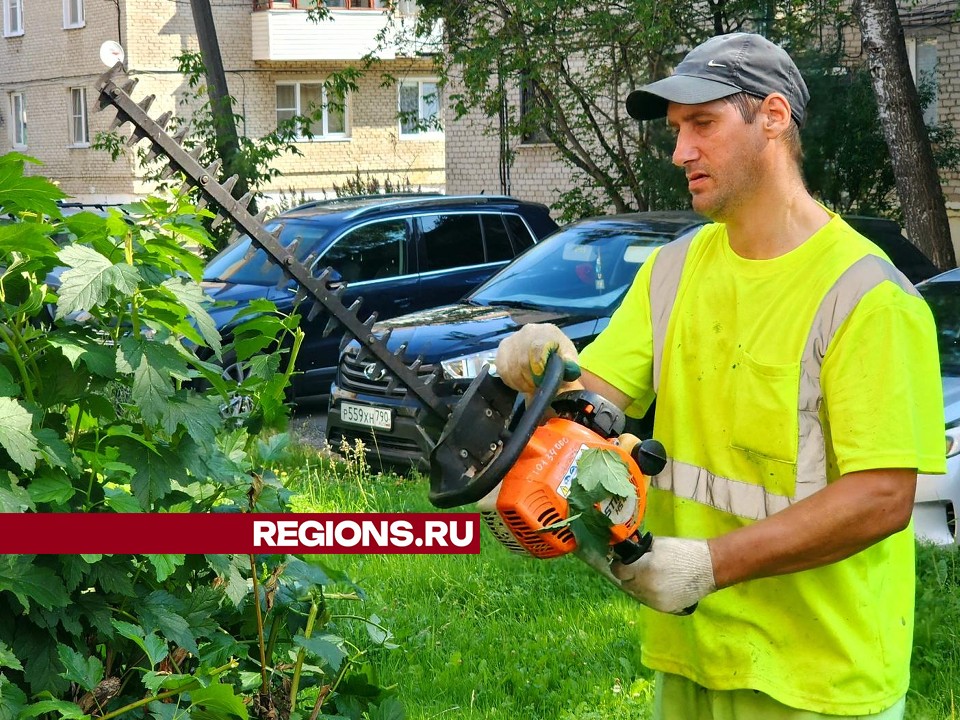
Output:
top-left (201, 194), bottom-right (558, 403)
top-left (327, 211), bottom-right (940, 468)
top-left (843, 216), bottom-right (940, 283)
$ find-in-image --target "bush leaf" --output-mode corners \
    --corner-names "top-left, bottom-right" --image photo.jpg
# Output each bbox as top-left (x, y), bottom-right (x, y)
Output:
top-left (189, 683), bottom-right (248, 720)
top-left (56, 645), bottom-right (104, 692)
top-left (0, 397), bottom-right (40, 472)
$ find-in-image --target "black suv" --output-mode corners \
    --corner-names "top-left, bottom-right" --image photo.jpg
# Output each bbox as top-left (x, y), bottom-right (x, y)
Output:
top-left (201, 194), bottom-right (558, 404)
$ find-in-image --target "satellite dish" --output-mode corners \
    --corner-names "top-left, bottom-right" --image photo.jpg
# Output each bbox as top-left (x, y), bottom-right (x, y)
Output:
top-left (99, 40), bottom-right (125, 68)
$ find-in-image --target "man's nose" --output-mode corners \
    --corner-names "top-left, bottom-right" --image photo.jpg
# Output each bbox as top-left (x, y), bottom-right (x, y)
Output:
top-left (672, 128), bottom-right (698, 167)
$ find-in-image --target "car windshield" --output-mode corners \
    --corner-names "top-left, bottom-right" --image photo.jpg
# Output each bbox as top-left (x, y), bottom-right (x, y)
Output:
top-left (469, 223), bottom-right (675, 314)
top-left (919, 281), bottom-right (960, 375)
top-left (202, 219), bottom-right (331, 286)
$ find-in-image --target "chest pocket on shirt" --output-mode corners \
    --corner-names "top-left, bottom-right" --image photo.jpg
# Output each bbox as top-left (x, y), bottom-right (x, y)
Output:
top-left (730, 349), bottom-right (800, 491)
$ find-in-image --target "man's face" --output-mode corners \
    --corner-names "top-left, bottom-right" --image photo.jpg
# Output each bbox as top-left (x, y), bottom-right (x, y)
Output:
top-left (666, 99), bottom-right (767, 221)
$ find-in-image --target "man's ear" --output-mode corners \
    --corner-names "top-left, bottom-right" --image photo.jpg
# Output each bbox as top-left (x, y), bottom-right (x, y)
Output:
top-left (759, 93), bottom-right (792, 136)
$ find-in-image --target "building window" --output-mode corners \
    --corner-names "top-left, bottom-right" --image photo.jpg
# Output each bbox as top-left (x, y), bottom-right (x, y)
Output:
top-left (906, 37), bottom-right (938, 126)
top-left (324, 0), bottom-right (387, 8)
top-left (63, 0), bottom-right (84, 28)
top-left (3, 0), bottom-right (23, 36)
top-left (69, 88), bottom-right (89, 146)
top-left (9, 92), bottom-right (25, 147)
top-left (520, 74), bottom-right (550, 144)
top-left (399, 79), bottom-right (441, 137)
top-left (276, 82), bottom-right (348, 140)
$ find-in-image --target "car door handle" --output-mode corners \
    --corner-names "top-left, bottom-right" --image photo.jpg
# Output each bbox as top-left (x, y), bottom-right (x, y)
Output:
top-left (396, 297), bottom-right (412, 308)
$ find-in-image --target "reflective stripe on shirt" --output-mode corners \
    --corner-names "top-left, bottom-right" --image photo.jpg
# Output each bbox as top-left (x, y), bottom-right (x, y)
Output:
top-left (648, 245), bottom-right (918, 520)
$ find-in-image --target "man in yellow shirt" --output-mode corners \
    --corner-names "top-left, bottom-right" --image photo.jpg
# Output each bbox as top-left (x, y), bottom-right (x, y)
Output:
top-left (497, 33), bottom-right (944, 718)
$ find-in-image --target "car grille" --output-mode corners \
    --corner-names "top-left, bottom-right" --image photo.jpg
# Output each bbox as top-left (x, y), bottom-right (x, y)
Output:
top-left (339, 350), bottom-right (437, 397)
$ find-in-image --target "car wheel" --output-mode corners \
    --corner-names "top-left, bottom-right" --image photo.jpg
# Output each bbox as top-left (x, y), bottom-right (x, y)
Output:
top-left (218, 354), bottom-right (255, 419)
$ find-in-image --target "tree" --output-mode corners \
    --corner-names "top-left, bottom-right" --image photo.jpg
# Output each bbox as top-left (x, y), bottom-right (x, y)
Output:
top-left (853, 0), bottom-right (956, 269)
top-left (400, 0), bottom-right (850, 219)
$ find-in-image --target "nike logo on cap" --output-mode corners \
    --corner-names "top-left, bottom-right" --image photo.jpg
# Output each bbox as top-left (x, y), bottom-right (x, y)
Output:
top-left (707, 60), bottom-right (727, 68)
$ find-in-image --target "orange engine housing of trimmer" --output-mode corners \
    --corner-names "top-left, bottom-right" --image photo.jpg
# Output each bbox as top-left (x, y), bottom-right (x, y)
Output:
top-left (481, 417), bottom-right (648, 559)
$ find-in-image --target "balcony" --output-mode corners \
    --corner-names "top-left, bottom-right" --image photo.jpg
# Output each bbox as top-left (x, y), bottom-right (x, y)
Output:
top-left (251, 1), bottom-right (441, 62)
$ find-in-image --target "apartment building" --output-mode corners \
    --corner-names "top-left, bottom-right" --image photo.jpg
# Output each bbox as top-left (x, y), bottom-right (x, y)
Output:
top-left (0, 0), bottom-right (444, 204)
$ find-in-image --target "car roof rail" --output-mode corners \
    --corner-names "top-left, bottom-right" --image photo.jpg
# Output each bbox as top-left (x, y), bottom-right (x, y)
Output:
top-left (343, 194), bottom-right (520, 220)
top-left (288, 192), bottom-right (445, 212)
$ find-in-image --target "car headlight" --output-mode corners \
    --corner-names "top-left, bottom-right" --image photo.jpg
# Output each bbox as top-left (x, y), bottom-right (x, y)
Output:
top-left (440, 350), bottom-right (498, 380)
top-left (946, 427), bottom-right (960, 458)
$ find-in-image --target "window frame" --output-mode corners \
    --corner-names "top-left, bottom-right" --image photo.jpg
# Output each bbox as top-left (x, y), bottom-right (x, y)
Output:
top-left (63, 0), bottom-right (84, 28)
top-left (322, 0), bottom-right (388, 8)
top-left (9, 91), bottom-right (25, 148)
top-left (275, 80), bottom-right (349, 142)
top-left (3, 0), bottom-right (23, 37)
top-left (68, 87), bottom-right (90, 148)
top-left (315, 217), bottom-right (411, 283)
top-left (519, 73), bottom-right (551, 145)
top-left (905, 36), bottom-right (938, 127)
top-left (416, 212), bottom-right (489, 272)
top-left (398, 78), bottom-right (443, 139)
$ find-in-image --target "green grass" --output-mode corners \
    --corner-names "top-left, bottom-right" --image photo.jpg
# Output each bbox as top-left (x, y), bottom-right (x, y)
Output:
top-left (282, 442), bottom-right (959, 720)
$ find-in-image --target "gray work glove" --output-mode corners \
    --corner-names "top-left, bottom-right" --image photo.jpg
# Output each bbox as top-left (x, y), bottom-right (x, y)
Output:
top-left (611, 537), bottom-right (716, 615)
top-left (495, 323), bottom-right (581, 396)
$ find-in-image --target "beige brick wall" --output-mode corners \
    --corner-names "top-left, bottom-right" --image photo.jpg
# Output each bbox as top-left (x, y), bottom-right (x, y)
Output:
top-left (242, 60), bottom-right (444, 196)
top-left (0, 0), bottom-right (443, 203)
top-left (444, 71), bottom-right (586, 214)
top-left (0, 0), bottom-right (138, 199)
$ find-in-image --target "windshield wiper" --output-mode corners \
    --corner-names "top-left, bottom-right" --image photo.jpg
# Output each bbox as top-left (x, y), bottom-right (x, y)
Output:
top-left (484, 300), bottom-right (546, 310)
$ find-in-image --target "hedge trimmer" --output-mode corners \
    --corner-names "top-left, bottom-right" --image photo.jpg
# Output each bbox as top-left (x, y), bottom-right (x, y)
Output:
top-left (96, 64), bottom-right (668, 573)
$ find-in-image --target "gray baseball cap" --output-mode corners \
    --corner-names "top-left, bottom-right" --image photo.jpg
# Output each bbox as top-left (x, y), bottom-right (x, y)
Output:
top-left (626, 33), bottom-right (810, 126)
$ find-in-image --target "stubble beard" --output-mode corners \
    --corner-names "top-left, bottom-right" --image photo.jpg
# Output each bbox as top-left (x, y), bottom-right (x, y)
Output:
top-left (692, 143), bottom-right (767, 223)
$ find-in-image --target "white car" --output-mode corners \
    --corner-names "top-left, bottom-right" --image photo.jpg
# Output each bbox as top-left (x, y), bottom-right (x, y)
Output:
top-left (914, 269), bottom-right (960, 547)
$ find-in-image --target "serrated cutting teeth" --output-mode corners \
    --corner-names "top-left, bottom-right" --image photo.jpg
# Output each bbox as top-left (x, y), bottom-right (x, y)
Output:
top-left (108, 112), bottom-right (130, 131)
top-left (322, 317), bottom-right (339, 337)
top-left (154, 111), bottom-right (172, 130)
top-left (137, 94), bottom-right (155, 114)
top-left (305, 303), bottom-right (324, 323)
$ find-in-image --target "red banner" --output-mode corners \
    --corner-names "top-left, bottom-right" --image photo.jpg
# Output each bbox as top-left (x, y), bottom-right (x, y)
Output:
top-left (0, 513), bottom-right (481, 554)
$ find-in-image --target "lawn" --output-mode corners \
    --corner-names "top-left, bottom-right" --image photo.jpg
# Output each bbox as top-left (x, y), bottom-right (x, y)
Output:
top-left (284, 441), bottom-right (959, 720)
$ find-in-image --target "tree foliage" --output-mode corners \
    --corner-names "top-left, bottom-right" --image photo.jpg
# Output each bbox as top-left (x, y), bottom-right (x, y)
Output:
top-left (393, 0), bottom-right (959, 227)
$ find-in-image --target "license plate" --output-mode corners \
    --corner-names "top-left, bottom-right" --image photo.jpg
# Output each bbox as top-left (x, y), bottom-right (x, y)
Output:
top-left (340, 402), bottom-right (392, 431)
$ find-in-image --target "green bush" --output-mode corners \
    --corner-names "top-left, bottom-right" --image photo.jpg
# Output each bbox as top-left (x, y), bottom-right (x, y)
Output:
top-left (0, 152), bottom-right (402, 719)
